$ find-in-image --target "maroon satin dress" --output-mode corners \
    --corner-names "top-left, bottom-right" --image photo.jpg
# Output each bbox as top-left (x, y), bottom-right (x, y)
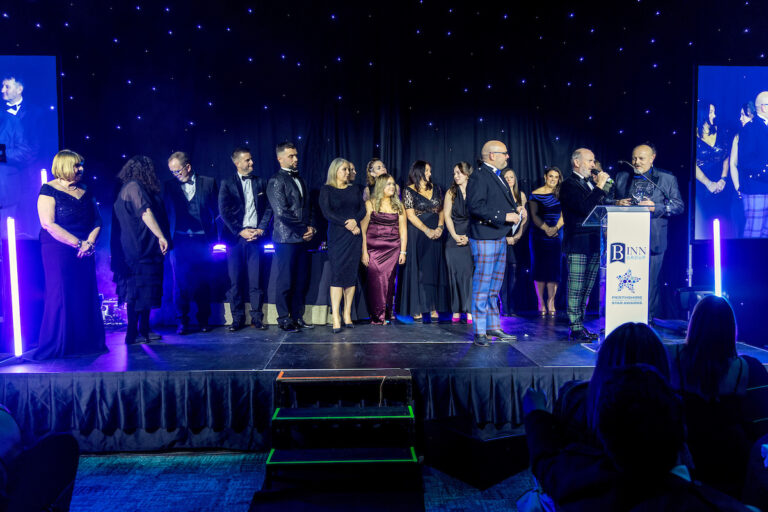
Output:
top-left (366, 211), bottom-right (401, 323)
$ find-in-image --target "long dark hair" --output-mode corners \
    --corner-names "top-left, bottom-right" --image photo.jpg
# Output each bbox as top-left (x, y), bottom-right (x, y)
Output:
top-left (543, 166), bottom-right (563, 199)
top-left (449, 161), bottom-right (473, 199)
top-left (586, 322), bottom-right (670, 430)
top-left (407, 160), bottom-right (432, 190)
top-left (501, 167), bottom-right (521, 204)
top-left (680, 295), bottom-right (738, 399)
top-left (118, 155), bottom-right (160, 194)
top-left (696, 101), bottom-right (717, 138)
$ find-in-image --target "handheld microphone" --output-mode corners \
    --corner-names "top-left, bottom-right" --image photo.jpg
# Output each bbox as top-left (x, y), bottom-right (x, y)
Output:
top-left (591, 168), bottom-right (614, 184)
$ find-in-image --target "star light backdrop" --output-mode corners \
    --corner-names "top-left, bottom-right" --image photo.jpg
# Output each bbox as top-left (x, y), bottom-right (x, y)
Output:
top-left (1, 0), bottom-right (767, 339)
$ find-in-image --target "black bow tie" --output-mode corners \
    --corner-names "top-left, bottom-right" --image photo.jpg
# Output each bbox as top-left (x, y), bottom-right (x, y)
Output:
top-left (6, 103), bottom-right (19, 112)
top-left (283, 168), bottom-right (299, 178)
top-left (241, 174), bottom-right (256, 181)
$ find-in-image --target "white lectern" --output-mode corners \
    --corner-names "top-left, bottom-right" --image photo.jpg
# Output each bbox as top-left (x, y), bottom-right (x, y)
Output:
top-left (583, 205), bottom-right (651, 337)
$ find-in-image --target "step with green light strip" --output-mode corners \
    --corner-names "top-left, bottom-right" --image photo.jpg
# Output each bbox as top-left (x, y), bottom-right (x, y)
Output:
top-left (266, 446), bottom-right (417, 465)
top-left (272, 406), bottom-right (414, 422)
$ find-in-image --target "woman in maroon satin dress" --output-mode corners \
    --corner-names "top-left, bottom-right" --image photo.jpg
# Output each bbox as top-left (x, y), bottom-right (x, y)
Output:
top-left (361, 174), bottom-right (407, 324)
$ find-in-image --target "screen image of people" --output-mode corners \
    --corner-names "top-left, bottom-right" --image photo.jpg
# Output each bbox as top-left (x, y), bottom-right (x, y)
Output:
top-left (0, 55), bottom-right (59, 240)
top-left (696, 66), bottom-right (768, 240)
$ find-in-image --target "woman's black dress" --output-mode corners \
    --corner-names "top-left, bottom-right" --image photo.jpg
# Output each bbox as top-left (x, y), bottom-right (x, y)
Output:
top-left (34, 184), bottom-right (106, 359)
top-left (444, 189), bottom-right (473, 314)
top-left (528, 193), bottom-right (562, 282)
top-left (319, 184), bottom-right (366, 288)
top-left (111, 180), bottom-right (169, 311)
top-left (398, 186), bottom-right (450, 316)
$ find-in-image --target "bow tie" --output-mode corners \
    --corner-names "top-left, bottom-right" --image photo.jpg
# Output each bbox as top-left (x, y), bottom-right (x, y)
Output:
top-left (283, 168), bottom-right (299, 178)
top-left (6, 103), bottom-right (19, 112)
top-left (241, 174), bottom-right (256, 181)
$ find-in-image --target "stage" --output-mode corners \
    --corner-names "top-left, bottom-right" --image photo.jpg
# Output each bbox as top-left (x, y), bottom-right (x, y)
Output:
top-left (0, 315), bottom-right (765, 454)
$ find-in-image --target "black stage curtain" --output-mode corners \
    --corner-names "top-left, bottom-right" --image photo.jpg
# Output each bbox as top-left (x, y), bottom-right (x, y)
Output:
top-left (0, 371), bottom-right (276, 453)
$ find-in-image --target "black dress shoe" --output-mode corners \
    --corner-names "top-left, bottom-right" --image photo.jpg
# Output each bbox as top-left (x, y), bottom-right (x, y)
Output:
top-left (582, 328), bottom-right (599, 340)
top-left (130, 335), bottom-right (151, 345)
top-left (486, 329), bottom-right (517, 341)
top-left (251, 320), bottom-right (268, 330)
top-left (176, 324), bottom-right (191, 335)
top-left (295, 319), bottom-right (314, 329)
top-left (473, 335), bottom-right (491, 347)
top-left (279, 322), bottom-right (300, 333)
top-left (569, 329), bottom-right (594, 342)
top-left (227, 322), bottom-right (245, 332)
top-left (145, 331), bottom-right (162, 341)
top-left (200, 325), bottom-right (212, 333)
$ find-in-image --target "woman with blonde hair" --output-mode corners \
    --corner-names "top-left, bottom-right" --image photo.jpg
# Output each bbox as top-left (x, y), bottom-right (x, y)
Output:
top-left (319, 158), bottom-right (367, 332)
top-left (361, 174), bottom-right (407, 324)
top-left (34, 150), bottom-right (106, 359)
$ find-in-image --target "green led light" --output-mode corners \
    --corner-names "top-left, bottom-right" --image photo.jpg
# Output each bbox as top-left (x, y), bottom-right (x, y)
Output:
top-left (266, 446), bottom-right (418, 465)
top-left (273, 406), bottom-right (415, 421)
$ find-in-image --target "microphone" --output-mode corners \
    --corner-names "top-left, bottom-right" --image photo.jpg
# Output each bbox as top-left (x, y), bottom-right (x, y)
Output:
top-left (590, 168), bottom-right (614, 185)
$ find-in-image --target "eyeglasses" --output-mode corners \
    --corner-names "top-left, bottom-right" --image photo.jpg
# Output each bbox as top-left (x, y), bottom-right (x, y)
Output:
top-left (489, 151), bottom-right (509, 156)
top-left (170, 164), bottom-right (190, 175)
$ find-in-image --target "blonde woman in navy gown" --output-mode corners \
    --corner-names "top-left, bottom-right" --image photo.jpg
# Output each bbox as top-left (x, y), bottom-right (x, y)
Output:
top-left (319, 158), bottom-right (366, 333)
top-left (444, 162), bottom-right (474, 323)
top-left (361, 174), bottom-right (407, 324)
top-left (35, 150), bottom-right (106, 359)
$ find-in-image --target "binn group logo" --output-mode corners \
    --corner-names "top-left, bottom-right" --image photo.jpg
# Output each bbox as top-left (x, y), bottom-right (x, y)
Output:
top-left (609, 242), bottom-right (648, 264)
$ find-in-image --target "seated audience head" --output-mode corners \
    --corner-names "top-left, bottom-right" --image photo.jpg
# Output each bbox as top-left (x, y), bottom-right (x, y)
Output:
top-left (587, 322), bottom-right (669, 429)
top-left (326, 158), bottom-right (350, 188)
top-left (407, 160), bottom-right (433, 190)
top-left (366, 158), bottom-right (387, 187)
top-left (740, 101), bottom-right (756, 126)
top-left (681, 294), bottom-right (738, 398)
top-left (51, 149), bottom-right (84, 183)
top-left (118, 155), bottom-right (160, 193)
top-left (276, 141), bottom-right (298, 170)
top-left (168, 151), bottom-right (192, 183)
top-left (596, 365), bottom-right (685, 481)
top-left (372, 174), bottom-right (403, 213)
top-left (480, 140), bottom-right (509, 170)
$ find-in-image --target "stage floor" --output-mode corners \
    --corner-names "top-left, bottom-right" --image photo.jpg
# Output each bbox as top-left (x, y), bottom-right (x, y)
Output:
top-left (3, 315), bottom-right (766, 374)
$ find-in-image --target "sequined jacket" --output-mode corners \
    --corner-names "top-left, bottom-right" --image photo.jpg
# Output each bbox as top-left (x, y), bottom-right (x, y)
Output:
top-left (266, 169), bottom-right (316, 244)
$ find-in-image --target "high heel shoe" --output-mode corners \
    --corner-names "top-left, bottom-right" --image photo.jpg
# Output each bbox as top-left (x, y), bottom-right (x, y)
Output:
top-left (332, 327), bottom-right (342, 334)
top-left (538, 310), bottom-right (547, 317)
top-left (344, 322), bottom-right (355, 329)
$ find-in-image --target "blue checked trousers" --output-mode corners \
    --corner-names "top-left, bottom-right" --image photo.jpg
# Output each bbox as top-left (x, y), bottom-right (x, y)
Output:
top-left (469, 238), bottom-right (507, 335)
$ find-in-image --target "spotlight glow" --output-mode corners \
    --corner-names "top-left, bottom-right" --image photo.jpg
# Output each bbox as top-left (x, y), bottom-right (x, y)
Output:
top-left (6, 218), bottom-right (23, 357)
top-left (713, 219), bottom-right (722, 297)
top-left (212, 243), bottom-right (227, 254)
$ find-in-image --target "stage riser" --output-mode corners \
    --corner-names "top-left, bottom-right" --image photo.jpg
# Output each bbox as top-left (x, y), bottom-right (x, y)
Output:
top-left (0, 366), bottom-right (593, 453)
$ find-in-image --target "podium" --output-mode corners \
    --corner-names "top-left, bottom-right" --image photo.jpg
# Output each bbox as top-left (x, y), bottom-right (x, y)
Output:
top-left (583, 205), bottom-right (651, 337)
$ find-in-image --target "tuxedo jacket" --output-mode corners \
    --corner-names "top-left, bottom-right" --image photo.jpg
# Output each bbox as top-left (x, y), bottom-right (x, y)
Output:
top-left (560, 173), bottom-right (607, 255)
top-left (266, 169), bottom-right (316, 244)
top-left (218, 173), bottom-right (273, 245)
top-left (163, 175), bottom-right (219, 245)
top-left (466, 163), bottom-right (518, 240)
top-left (611, 167), bottom-right (684, 254)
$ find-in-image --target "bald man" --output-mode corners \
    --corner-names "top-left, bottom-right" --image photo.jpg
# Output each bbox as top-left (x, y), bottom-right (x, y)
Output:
top-left (560, 148), bottom-right (611, 341)
top-left (734, 91), bottom-right (768, 238)
top-left (612, 144), bottom-right (683, 320)
top-left (465, 141), bottom-right (526, 346)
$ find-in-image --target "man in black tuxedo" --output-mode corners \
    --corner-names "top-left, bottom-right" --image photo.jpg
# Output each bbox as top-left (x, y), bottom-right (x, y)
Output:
top-left (465, 140), bottom-right (524, 347)
top-left (560, 148), bottom-right (611, 341)
top-left (734, 90), bottom-right (768, 238)
top-left (164, 152), bottom-right (219, 334)
top-left (266, 141), bottom-right (317, 332)
top-left (218, 147), bottom-right (273, 331)
top-left (612, 144), bottom-right (683, 320)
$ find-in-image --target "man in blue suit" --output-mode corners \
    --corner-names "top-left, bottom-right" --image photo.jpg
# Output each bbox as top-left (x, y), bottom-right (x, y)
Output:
top-left (466, 140), bottom-right (525, 347)
top-left (612, 144), bottom-right (684, 320)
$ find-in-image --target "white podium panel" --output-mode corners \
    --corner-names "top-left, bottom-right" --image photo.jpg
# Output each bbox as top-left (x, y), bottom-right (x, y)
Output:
top-left (604, 209), bottom-right (651, 336)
